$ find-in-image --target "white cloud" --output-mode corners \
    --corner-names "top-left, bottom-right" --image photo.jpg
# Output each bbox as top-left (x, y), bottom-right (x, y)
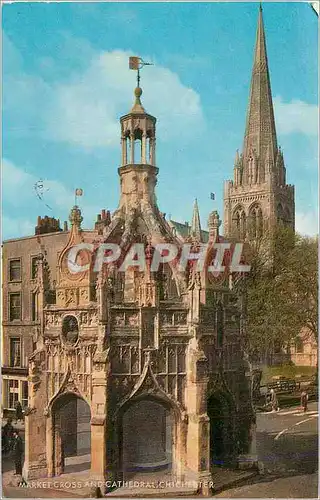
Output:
top-left (2, 159), bottom-right (103, 238)
top-left (47, 50), bottom-right (204, 148)
top-left (2, 216), bottom-right (35, 240)
top-left (274, 96), bottom-right (318, 136)
top-left (4, 36), bottom-right (204, 149)
top-left (295, 210), bottom-right (318, 236)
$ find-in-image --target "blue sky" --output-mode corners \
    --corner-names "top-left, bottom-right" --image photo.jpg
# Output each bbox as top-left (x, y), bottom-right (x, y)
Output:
top-left (2, 1), bottom-right (318, 240)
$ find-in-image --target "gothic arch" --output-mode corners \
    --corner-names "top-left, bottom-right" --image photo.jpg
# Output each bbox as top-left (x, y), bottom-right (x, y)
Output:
top-left (248, 203), bottom-right (263, 239)
top-left (134, 128), bottom-right (143, 163)
top-left (49, 392), bottom-right (91, 476)
top-left (207, 390), bottom-right (237, 466)
top-left (232, 205), bottom-right (246, 240)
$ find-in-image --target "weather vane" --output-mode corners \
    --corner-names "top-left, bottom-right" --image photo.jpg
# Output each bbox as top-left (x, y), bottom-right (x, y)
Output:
top-left (129, 56), bottom-right (153, 87)
top-left (74, 188), bottom-right (83, 206)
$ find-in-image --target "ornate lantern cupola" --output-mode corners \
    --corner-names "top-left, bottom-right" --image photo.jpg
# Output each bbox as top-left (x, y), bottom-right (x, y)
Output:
top-left (118, 58), bottom-right (158, 212)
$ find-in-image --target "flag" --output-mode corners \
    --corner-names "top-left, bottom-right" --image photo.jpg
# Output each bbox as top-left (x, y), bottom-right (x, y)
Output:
top-left (210, 193), bottom-right (215, 200)
top-left (129, 56), bottom-right (140, 70)
top-left (75, 188), bottom-right (83, 196)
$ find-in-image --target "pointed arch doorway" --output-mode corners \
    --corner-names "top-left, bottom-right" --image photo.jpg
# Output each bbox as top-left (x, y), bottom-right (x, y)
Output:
top-left (207, 392), bottom-right (235, 468)
top-left (118, 396), bottom-right (175, 481)
top-left (51, 393), bottom-right (91, 475)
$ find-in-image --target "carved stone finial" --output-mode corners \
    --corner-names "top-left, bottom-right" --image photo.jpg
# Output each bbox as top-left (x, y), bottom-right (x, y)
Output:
top-left (208, 210), bottom-right (221, 239)
top-left (69, 205), bottom-right (83, 228)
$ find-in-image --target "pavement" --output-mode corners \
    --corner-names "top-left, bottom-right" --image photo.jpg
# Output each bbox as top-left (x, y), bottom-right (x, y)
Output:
top-left (217, 402), bottom-right (318, 498)
top-left (2, 403), bottom-right (318, 498)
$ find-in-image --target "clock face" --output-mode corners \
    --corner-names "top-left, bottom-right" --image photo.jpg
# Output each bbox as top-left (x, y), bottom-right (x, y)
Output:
top-left (61, 248), bottom-right (91, 281)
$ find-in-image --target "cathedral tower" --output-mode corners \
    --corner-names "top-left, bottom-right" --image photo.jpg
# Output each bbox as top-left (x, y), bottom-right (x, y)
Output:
top-left (223, 6), bottom-right (295, 240)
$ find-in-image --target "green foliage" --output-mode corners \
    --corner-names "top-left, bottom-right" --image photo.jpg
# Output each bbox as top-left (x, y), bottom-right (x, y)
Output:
top-left (242, 226), bottom-right (318, 362)
top-left (261, 364), bottom-right (317, 384)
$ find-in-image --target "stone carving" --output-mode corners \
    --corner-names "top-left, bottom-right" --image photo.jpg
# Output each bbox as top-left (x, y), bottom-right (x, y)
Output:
top-left (65, 289), bottom-right (78, 307)
top-left (45, 312), bottom-right (62, 328)
top-left (126, 312), bottom-right (139, 326)
top-left (62, 315), bottom-right (79, 346)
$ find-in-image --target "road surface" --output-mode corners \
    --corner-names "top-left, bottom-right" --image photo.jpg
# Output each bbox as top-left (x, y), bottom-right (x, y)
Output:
top-left (2, 403), bottom-right (318, 498)
top-left (217, 402), bottom-right (318, 498)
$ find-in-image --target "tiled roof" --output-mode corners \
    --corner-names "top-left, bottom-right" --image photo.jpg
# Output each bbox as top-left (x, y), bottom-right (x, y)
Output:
top-left (169, 220), bottom-right (209, 243)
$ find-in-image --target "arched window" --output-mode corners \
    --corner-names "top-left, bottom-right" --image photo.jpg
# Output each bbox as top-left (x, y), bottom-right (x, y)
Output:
top-left (134, 128), bottom-right (143, 164)
top-left (249, 204), bottom-right (263, 240)
top-left (124, 131), bottom-right (130, 165)
top-left (232, 206), bottom-right (246, 240)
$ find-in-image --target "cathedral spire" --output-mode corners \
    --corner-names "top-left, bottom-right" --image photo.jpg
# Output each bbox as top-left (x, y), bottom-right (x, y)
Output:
top-left (243, 5), bottom-right (277, 167)
top-left (190, 198), bottom-right (202, 241)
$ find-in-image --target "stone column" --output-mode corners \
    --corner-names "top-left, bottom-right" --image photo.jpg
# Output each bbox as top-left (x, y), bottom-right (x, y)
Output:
top-left (185, 337), bottom-right (212, 495)
top-left (91, 351), bottom-right (109, 483)
top-left (238, 420), bottom-right (258, 470)
top-left (121, 136), bottom-right (127, 165)
top-left (24, 410), bottom-right (48, 479)
top-left (91, 418), bottom-right (106, 480)
top-left (130, 134), bottom-right (135, 164)
top-left (46, 414), bottom-right (54, 477)
top-left (141, 133), bottom-right (146, 164)
top-left (171, 416), bottom-right (187, 482)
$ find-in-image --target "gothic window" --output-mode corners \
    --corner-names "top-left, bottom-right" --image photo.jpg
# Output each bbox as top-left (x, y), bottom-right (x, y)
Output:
top-left (249, 204), bottom-right (263, 239)
top-left (62, 315), bottom-right (79, 345)
top-left (232, 206), bottom-right (246, 240)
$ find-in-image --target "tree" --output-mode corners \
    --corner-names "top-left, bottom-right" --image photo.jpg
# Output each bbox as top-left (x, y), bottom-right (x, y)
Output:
top-left (239, 226), bottom-right (318, 365)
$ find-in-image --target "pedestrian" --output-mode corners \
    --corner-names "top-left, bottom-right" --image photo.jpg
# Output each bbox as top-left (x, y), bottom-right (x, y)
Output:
top-left (2, 418), bottom-right (14, 454)
top-left (270, 388), bottom-right (280, 412)
top-left (12, 429), bottom-right (24, 476)
top-left (301, 390), bottom-right (308, 413)
top-left (15, 401), bottom-right (23, 423)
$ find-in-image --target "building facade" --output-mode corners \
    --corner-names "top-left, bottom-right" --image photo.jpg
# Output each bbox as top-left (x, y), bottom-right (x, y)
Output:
top-left (19, 82), bottom-right (256, 489)
top-left (223, 6), bottom-right (295, 240)
top-left (2, 5), bottom-right (298, 491)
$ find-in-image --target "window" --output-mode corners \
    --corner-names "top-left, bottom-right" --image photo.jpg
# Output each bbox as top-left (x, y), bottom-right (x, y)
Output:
top-left (9, 293), bottom-right (21, 321)
top-left (31, 292), bottom-right (38, 321)
top-left (21, 381), bottom-right (28, 408)
top-left (31, 256), bottom-right (38, 280)
top-left (295, 338), bottom-right (304, 354)
top-left (8, 380), bottom-right (19, 409)
top-left (10, 337), bottom-right (21, 367)
top-left (9, 259), bottom-right (21, 282)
